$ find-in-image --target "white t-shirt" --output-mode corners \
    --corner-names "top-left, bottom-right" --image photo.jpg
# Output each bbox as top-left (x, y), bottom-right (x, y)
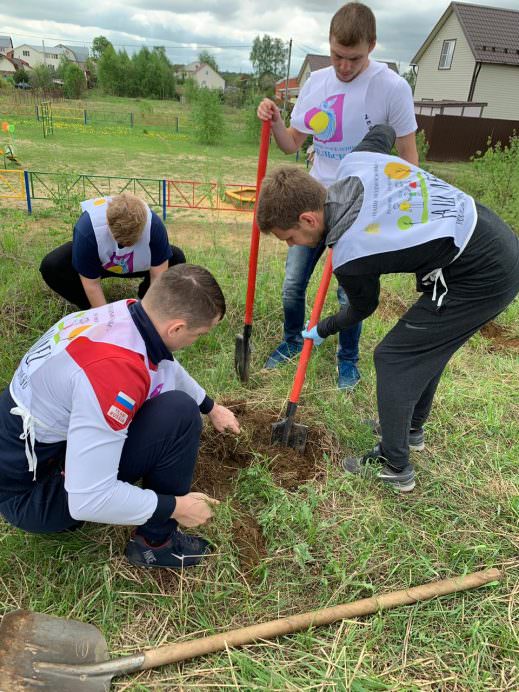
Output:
top-left (291, 62), bottom-right (417, 187)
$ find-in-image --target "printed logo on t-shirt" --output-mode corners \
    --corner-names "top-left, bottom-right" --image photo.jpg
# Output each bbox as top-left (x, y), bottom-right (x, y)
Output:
top-left (103, 250), bottom-right (135, 274)
top-left (107, 405), bottom-right (129, 425)
top-left (304, 94), bottom-right (344, 143)
top-left (149, 383), bottom-right (164, 399)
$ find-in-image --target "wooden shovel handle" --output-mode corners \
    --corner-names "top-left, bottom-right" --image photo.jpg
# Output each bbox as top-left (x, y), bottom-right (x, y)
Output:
top-left (141, 568), bottom-right (500, 670)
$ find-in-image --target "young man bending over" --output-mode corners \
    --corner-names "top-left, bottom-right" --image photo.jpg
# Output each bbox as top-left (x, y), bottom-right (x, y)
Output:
top-left (256, 125), bottom-right (519, 492)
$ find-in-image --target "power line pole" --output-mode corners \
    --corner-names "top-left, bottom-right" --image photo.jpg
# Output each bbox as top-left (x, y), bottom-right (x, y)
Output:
top-left (282, 38), bottom-right (292, 117)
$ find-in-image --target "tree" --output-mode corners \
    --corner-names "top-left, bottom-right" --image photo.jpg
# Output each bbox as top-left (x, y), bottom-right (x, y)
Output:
top-left (92, 36), bottom-right (112, 60)
top-left (250, 35), bottom-right (287, 81)
top-left (403, 68), bottom-right (416, 93)
top-left (13, 68), bottom-right (30, 85)
top-left (191, 88), bottom-right (225, 145)
top-left (30, 64), bottom-right (55, 91)
top-left (198, 50), bottom-right (218, 73)
top-left (97, 44), bottom-right (120, 94)
top-left (63, 62), bottom-right (86, 98)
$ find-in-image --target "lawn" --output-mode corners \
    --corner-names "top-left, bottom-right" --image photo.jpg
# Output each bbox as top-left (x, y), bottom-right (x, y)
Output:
top-left (0, 97), bottom-right (518, 690)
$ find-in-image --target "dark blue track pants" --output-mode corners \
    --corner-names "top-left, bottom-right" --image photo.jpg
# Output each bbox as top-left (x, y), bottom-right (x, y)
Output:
top-left (0, 389), bottom-right (201, 542)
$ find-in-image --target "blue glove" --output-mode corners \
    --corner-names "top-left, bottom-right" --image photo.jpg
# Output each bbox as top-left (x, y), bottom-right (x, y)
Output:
top-left (301, 323), bottom-right (325, 346)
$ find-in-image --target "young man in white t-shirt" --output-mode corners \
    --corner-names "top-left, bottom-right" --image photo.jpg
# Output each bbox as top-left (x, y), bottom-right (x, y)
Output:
top-left (257, 2), bottom-right (418, 390)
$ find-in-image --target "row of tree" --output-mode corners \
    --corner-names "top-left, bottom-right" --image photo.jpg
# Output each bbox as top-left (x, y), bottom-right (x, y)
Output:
top-left (96, 41), bottom-right (177, 99)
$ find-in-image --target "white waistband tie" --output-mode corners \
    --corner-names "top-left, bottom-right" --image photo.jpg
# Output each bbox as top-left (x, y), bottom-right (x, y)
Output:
top-left (9, 404), bottom-right (50, 481)
top-left (422, 268), bottom-right (448, 308)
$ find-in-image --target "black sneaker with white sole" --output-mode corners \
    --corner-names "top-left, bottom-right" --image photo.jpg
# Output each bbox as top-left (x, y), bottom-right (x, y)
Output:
top-left (125, 529), bottom-right (211, 569)
top-left (366, 419), bottom-right (425, 451)
top-left (342, 443), bottom-right (416, 492)
top-left (377, 464), bottom-right (416, 492)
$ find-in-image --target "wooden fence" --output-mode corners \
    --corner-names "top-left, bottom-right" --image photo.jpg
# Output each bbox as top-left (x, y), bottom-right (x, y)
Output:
top-left (417, 114), bottom-right (519, 161)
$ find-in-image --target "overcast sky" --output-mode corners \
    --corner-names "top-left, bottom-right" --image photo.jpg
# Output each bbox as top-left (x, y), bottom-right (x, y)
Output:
top-left (1, 0), bottom-right (518, 74)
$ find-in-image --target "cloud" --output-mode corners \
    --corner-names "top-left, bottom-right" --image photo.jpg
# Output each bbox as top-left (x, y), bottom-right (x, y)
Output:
top-left (3, 0), bottom-right (519, 72)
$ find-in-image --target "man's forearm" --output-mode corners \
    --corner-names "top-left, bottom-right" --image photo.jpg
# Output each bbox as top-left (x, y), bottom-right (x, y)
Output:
top-left (271, 120), bottom-right (305, 154)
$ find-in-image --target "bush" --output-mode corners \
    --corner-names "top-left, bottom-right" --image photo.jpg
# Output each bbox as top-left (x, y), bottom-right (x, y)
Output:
top-left (416, 129), bottom-right (429, 166)
top-left (63, 63), bottom-right (86, 99)
top-left (244, 96), bottom-right (263, 144)
top-left (191, 88), bottom-right (225, 145)
top-left (456, 134), bottom-right (519, 233)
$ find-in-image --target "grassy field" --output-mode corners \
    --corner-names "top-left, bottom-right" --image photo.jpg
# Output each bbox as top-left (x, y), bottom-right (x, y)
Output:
top-left (0, 97), bottom-right (518, 690)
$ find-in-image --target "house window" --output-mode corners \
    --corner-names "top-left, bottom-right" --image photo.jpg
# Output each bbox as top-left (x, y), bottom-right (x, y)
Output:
top-left (51, 54), bottom-right (58, 59)
top-left (23, 50), bottom-right (30, 56)
top-left (438, 39), bottom-right (456, 69)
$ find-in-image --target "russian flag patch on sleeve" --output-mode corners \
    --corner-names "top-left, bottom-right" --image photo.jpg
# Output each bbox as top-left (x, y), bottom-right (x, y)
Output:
top-left (115, 391), bottom-right (136, 411)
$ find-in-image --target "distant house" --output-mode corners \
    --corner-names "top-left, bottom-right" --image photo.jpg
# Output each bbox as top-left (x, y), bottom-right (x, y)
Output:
top-left (297, 53), bottom-right (399, 89)
top-left (274, 77), bottom-right (299, 102)
top-left (0, 35), bottom-right (13, 55)
top-left (178, 62), bottom-right (225, 90)
top-left (411, 2), bottom-right (519, 120)
top-left (0, 54), bottom-right (17, 77)
top-left (11, 43), bottom-right (89, 73)
top-left (0, 53), bottom-right (30, 78)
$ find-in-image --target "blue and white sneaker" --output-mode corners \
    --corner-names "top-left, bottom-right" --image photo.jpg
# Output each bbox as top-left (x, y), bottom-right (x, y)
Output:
top-left (337, 360), bottom-right (361, 390)
top-left (263, 341), bottom-right (303, 369)
top-left (125, 530), bottom-right (211, 569)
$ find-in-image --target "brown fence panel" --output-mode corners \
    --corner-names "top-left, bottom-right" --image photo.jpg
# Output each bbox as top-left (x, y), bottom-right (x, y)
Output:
top-left (416, 114), bottom-right (519, 162)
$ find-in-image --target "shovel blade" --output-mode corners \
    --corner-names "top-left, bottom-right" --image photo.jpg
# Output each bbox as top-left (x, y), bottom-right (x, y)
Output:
top-left (234, 332), bottom-right (251, 382)
top-left (0, 610), bottom-right (111, 691)
top-left (271, 418), bottom-right (308, 452)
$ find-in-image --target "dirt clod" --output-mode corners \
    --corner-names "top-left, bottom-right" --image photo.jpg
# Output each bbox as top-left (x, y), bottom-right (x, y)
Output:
top-left (480, 321), bottom-right (519, 353)
top-left (194, 401), bottom-right (330, 497)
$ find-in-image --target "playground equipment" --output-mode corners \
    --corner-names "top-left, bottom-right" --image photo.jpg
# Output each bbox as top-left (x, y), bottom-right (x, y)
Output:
top-left (0, 121), bottom-right (20, 167)
top-left (224, 185), bottom-right (256, 208)
top-left (40, 101), bottom-right (54, 138)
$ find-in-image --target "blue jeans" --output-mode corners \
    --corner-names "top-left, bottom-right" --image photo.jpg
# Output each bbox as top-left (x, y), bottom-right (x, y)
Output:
top-left (282, 243), bottom-right (362, 363)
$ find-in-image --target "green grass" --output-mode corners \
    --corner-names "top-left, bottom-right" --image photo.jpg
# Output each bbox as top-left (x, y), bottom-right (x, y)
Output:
top-left (0, 98), bottom-right (518, 690)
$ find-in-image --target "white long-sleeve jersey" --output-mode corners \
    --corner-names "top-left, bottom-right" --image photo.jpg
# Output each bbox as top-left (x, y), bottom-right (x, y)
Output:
top-left (9, 300), bottom-right (206, 525)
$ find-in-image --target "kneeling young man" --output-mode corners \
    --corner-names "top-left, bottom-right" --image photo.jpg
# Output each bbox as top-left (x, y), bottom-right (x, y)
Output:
top-left (40, 193), bottom-right (186, 309)
top-left (0, 265), bottom-right (239, 568)
top-left (257, 125), bottom-right (519, 492)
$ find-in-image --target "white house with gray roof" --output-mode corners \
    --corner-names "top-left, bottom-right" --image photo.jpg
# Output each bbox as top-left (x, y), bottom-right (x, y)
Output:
top-left (11, 43), bottom-right (89, 72)
top-left (411, 2), bottom-right (519, 120)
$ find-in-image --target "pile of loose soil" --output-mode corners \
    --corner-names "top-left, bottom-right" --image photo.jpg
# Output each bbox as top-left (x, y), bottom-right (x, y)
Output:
top-left (480, 321), bottom-right (519, 353)
top-left (192, 401), bottom-right (337, 574)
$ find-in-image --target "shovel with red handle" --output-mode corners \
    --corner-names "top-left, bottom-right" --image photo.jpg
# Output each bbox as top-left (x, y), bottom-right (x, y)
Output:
top-left (234, 120), bottom-right (271, 382)
top-left (271, 250), bottom-right (333, 452)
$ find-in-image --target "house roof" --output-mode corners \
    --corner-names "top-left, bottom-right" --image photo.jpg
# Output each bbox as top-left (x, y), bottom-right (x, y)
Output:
top-left (275, 77), bottom-right (299, 88)
top-left (0, 36), bottom-right (13, 49)
top-left (59, 44), bottom-right (90, 63)
top-left (411, 2), bottom-right (519, 66)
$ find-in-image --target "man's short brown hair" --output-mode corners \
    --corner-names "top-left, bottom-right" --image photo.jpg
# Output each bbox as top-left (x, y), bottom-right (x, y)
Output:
top-left (256, 166), bottom-right (327, 232)
top-left (143, 264), bottom-right (226, 328)
top-left (106, 193), bottom-right (148, 247)
top-left (329, 3), bottom-right (376, 46)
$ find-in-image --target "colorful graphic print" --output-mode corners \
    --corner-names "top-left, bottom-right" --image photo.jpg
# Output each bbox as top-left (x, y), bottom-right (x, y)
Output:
top-left (363, 162), bottom-right (465, 235)
top-left (103, 250), bottom-right (135, 274)
top-left (304, 94), bottom-right (345, 143)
